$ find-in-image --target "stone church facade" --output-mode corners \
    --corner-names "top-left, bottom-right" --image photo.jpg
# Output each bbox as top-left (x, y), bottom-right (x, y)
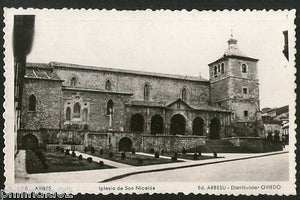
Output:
top-left (18, 37), bottom-right (268, 152)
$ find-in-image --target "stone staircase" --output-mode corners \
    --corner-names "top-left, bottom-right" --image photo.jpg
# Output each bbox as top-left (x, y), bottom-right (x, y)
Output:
top-left (188, 139), bottom-right (251, 153)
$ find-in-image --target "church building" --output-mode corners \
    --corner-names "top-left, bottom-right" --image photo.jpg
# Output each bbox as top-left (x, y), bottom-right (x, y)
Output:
top-left (18, 37), bottom-right (270, 153)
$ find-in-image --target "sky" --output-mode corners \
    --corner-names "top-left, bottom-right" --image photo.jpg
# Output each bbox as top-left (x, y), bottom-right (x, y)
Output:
top-left (26, 10), bottom-right (295, 109)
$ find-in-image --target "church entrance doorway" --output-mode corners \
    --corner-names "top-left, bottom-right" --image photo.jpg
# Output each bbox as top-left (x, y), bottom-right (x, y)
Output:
top-left (170, 114), bottom-right (186, 135)
top-left (21, 134), bottom-right (38, 150)
top-left (151, 114), bottom-right (164, 135)
top-left (118, 137), bottom-right (133, 152)
top-left (209, 118), bottom-right (221, 139)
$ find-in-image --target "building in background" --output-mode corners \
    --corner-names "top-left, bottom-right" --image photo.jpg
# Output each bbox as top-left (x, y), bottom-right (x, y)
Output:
top-left (261, 105), bottom-right (289, 143)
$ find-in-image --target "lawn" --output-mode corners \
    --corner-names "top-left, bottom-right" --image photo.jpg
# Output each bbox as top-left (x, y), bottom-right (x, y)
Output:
top-left (84, 151), bottom-right (182, 166)
top-left (26, 150), bottom-right (113, 174)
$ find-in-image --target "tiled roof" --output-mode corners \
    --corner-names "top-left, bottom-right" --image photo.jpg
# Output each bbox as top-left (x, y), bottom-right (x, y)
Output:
top-left (193, 105), bottom-right (231, 112)
top-left (50, 62), bottom-right (209, 82)
top-left (25, 64), bottom-right (62, 81)
top-left (127, 100), bottom-right (166, 107)
top-left (62, 86), bottom-right (133, 95)
top-left (224, 38), bottom-right (246, 57)
top-left (128, 98), bottom-right (230, 112)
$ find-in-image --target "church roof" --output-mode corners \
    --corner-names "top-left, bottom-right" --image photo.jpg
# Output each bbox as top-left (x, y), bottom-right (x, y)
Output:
top-left (25, 64), bottom-right (62, 81)
top-left (128, 98), bottom-right (230, 112)
top-left (50, 62), bottom-right (209, 82)
top-left (208, 37), bottom-right (258, 65)
top-left (224, 38), bottom-right (246, 57)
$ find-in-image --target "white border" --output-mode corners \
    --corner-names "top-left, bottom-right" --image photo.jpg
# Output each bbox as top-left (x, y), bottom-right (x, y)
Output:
top-left (3, 8), bottom-right (297, 195)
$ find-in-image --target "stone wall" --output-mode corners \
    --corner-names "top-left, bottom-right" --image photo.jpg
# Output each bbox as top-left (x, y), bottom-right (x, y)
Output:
top-left (61, 89), bottom-right (131, 132)
top-left (223, 137), bottom-right (282, 152)
top-left (21, 78), bottom-right (62, 130)
top-left (54, 65), bottom-right (211, 108)
top-left (142, 135), bottom-right (206, 152)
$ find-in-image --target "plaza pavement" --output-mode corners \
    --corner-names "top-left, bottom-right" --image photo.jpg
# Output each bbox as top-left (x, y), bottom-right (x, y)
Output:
top-left (112, 152), bottom-right (289, 182)
top-left (16, 149), bottom-right (289, 183)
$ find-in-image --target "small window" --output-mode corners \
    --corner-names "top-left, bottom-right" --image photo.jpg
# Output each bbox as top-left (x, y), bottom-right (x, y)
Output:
top-left (82, 108), bottom-right (88, 123)
top-left (73, 102), bottom-right (81, 118)
top-left (221, 63), bottom-right (224, 74)
top-left (244, 110), bottom-right (248, 117)
top-left (107, 99), bottom-right (114, 115)
top-left (66, 107), bottom-right (71, 121)
top-left (29, 95), bottom-right (36, 111)
top-left (105, 80), bottom-right (112, 91)
top-left (242, 64), bottom-right (247, 73)
top-left (214, 66), bottom-right (217, 75)
top-left (181, 88), bottom-right (187, 102)
top-left (218, 64), bottom-right (220, 72)
top-left (243, 87), bottom-right (248, 94)
top-left (70, 77), bottom-right (77, 87)
top-left (144, 84), bottom-right (150, 101)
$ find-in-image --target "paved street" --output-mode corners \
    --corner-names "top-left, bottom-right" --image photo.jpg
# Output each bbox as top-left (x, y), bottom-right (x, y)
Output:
top-left (17, 151), bottom-right (289, 183)
top-left (111, 153), bottom-right (289, 182)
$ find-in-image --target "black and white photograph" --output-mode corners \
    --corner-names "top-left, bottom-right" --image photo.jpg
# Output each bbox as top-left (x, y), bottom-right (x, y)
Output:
top-left (3, 8), bottom-right (296, 195)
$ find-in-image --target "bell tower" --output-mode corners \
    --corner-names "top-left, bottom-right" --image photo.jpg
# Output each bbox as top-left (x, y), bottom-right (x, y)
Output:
top-left (208, 36), bottom-right (261, 136)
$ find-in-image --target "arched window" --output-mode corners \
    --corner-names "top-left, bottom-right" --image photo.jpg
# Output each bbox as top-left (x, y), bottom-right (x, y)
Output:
top-left (29, 95), bottom-right (36, 111)
top-left (105, 80), bottom-right (112, 91)
top-left (66, 107), bottom-right (71, 121)
top-left (221, 63), bottom-right (225, 74)
top-left (70, 77), bottom-right (77, 87)
top-left (144, 84), bottom-right (150, 101)
top-left (241, 64), bottom-right (247, 73)
top-left (82, 108), bottom-right (88, 123)
top-left (107, 99), bottom-right (114, 115)
top-left (214, 66), bottom-right (217, 76)
top-left (73, 102), bottom-right (81, 118)
top-left (181, 88), bottom-right (187, 102)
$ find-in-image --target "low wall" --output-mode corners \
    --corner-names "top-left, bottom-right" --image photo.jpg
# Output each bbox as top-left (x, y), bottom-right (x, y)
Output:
top-left (142, 135), bottom-right (206, 152)
top-left (46, 144), bottom-right (85, 151)
top-left (222, 137), bottom-right (283, 153)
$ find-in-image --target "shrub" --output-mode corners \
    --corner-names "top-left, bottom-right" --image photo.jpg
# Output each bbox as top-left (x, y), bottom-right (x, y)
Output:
top-left (131, 148), bottom-right (136, 154)
top-left (43, 163), bottom-right (49, 170)
top-left (160, 149), bottom-right (164, 155)
top-left (60, 148), bottom-right (64, 153)
top-left (109, 152), bottom-right (113, 158)
top-left (78, 155), bottom-right (83, 160)
top-left (87, 157), bottom-right (93, 163)
top-left (55, 146), bottom-right (60, 151)
top-left (154, 151), bottom-right (159, 158)
top-left (197, 150), bottom-right (202, 156)
top-left (90, 147), bottom-right (95, 154)
top-left (173, 152), bottom-right (178, 157)
top-left (65, 149), bottom-right (70, 155)
top-left (121, 152), bottom-right (126, 160)
top-left (171, 156), bottom-right (177, 161)
top-left (137, 158), bottom-right (143, 164)
top-left (193, 153), bottom-right (198, 160)
top-left (213, 152), bottom-right (217, 158)
top-left (149, 148), bottom-right (155, 154)
top-left (71, 151), bottom-right (76, 157)
top-left (99, 161), bottom-right (104, 167)
top-left (182, 147), bottom-right (186, 154)
top-left (99, 149), bottom-right (104, 155)
top-left (83, 146), bottom-right (88, 152)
